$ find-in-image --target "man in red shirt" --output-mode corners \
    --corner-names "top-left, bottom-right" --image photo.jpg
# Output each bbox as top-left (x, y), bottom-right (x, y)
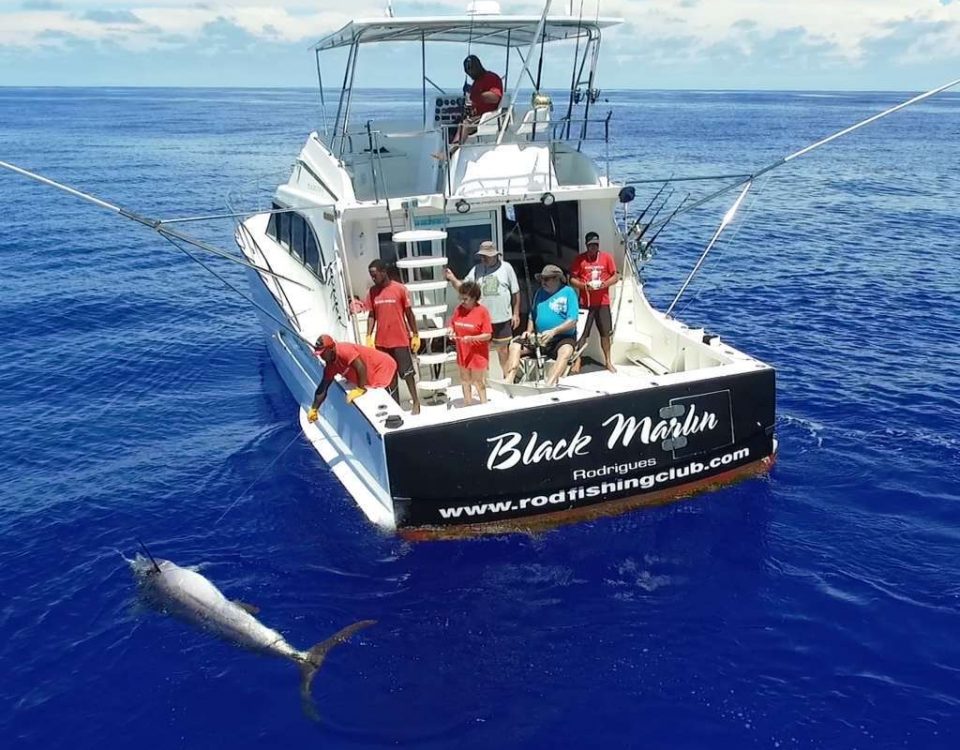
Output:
top-left (439, 55), bottom-right (503, 159)
top-left (465, 55), bottom-right (503, 116)
top-left (366, 259), bottom-right (422, 415)
top-left (569, 231), bottom-right (620, 374)
top-left (307, 334), bottom-right (397, 422)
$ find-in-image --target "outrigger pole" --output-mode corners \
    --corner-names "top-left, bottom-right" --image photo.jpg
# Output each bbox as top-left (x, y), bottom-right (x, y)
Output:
top-left (645, 76), bottom-right (960, 233)
top-left (0, 158), bottom-right (321, 353)
top-left (665, 181), bottom-right (752, 317)
top-left (498, 0), bottom-right (553, 143)
top-left (0, 159), bottom-right (311, 290)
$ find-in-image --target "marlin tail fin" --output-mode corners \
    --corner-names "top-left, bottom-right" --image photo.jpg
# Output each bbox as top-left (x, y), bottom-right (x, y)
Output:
top-left (298, 619), bottom-right (376, 721)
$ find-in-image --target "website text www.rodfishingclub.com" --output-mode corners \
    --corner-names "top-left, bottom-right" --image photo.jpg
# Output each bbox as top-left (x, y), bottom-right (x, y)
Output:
top-left (437, 447), bottom-right (751, 520)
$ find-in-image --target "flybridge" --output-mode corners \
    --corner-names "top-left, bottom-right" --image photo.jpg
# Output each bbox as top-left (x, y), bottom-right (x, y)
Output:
top-left (311, 15), bottom-right (623, 51)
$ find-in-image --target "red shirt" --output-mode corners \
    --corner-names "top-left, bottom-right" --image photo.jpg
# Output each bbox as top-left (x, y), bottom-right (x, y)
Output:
top-left (470, 71), bottom-right (503, 115)
top-left (322, 342), bottom-right (396, 389)
top-left (450, 303), bottom-right (492, 371)
top-left (368, 280), bottom-right (412, 348)
top-left (570, 250), bottom-right (617, 307)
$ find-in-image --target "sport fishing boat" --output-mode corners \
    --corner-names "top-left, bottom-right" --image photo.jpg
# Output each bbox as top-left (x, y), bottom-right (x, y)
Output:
top-left (6, 3), bottom-right (953, 537)
top-left (232, 1), bottom-right (778, 535)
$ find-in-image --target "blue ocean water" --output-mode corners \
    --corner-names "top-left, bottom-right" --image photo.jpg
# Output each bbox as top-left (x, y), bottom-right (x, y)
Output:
top-left (1, 86), bottom-right (958, 749)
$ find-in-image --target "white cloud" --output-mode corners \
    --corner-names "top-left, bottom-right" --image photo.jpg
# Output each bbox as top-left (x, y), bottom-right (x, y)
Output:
top-left (1, 1), bottom-right (958, 86)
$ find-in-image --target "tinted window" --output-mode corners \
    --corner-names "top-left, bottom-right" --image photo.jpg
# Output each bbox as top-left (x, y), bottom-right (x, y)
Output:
top-left (304, 230), bottom-right (320, 272)
top-left (266, 206), bottom-right (279, 241)
top-left (291, 214), bottom-right (305, 262)
top-left (378, 232), bottom-right (397, 266)
top-left (277, 211), bottom-right (290, 249)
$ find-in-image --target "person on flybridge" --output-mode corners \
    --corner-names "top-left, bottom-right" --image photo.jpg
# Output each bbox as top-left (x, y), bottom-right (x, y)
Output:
top-left (436, 55), bottom-right (503, 159)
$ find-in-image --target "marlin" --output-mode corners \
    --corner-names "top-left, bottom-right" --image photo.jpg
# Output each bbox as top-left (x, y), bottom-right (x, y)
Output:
top-left (129, 551), bottom-right (374, 719)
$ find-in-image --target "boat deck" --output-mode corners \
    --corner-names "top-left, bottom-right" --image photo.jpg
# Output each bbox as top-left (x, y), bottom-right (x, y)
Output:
top-left (351, 357), bottom-right (766, 434)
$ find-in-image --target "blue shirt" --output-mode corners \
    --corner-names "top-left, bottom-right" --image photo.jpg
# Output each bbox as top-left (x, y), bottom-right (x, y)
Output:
top-left (532, 285), bottom-right (579, 337)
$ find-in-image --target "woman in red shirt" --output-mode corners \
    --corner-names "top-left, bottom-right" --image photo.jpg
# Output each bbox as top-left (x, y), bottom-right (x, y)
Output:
top-left (449, 281), bottom-right (492, 406)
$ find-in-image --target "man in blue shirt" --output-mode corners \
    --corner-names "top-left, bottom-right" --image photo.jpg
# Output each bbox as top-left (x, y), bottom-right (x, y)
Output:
top-left (503, 264), bottom-right (579, 386)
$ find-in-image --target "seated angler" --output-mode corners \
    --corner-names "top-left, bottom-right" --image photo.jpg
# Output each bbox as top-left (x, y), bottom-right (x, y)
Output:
top-left (503, 264), bottom-right (579, 387)
top-left (307, 335), bottom-right (397, 423)
top-left (438, 54), bottom-right (503, 158)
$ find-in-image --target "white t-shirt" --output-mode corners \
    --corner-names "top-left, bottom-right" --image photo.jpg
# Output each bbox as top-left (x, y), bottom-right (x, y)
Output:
top-left (465, 260), bottom-right (520, 323)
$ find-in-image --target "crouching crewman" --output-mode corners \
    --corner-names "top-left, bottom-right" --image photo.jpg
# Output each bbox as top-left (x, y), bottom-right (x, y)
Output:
top-left (307, 334), bottom-right (398, 422)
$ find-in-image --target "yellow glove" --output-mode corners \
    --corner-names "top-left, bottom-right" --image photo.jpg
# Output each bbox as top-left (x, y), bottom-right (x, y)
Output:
top-left (365, 333), bottom-right (375, 348)
top-left (307, 407), bottom-right (319, 423)
top-left (346, 387), bottom-right (366, 404)
top-left (411, 334), bottom-right (421, 353)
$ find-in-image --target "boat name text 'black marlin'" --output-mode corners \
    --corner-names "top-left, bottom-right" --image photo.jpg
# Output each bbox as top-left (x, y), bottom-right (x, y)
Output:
top-left (484, 405), bottom-right (720, 471)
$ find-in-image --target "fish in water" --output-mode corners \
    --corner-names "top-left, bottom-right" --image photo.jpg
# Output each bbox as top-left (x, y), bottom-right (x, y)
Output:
top-left (129, 553), bottom-right (374, 719)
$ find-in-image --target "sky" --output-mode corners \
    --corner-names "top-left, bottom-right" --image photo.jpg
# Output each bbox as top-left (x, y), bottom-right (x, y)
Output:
top-left (0, 1), bottom-right (958, 90)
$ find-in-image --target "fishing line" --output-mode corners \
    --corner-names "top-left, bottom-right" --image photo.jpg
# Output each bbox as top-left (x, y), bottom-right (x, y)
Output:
top-left (215, 428), bottom-right (305, 525)
top-left (0, 159), bottom-right (310, 289)
top-left (160, 233), bottom-right (312, 348)
top-left (642, 76), bottom-right (960, 233)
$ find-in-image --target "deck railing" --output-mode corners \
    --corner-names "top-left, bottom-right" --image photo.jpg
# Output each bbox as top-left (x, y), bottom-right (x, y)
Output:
top-left (331, 109), bottom-right (613, 202)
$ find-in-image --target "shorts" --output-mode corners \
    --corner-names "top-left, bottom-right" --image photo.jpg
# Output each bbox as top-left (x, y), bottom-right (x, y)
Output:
top-left (491, 319), bottom-right (514, 347)
top-left (458, 349), bottom-right (489, 372)
top-left (581, 306), bottom-right (613, 338)
top-left (516, 335), bottom-right (576, 361)
top-left (377, 346), bottom-right (414, 379)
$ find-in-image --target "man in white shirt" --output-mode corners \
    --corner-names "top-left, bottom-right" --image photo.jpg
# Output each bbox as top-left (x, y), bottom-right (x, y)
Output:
top-left (445, 240), bottom-right (520, 376)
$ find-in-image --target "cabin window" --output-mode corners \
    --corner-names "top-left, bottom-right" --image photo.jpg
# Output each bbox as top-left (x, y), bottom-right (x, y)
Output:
top-left (304, 230), bottom-right (320, 273)
top-left (266, 207), bottom-right (279, 241)
top-left (277, 211), bottom-right (290, 249)
top-left (378, 232), bottom-right (397, 266)
top-left (291, 214), bottom-right (305, 263)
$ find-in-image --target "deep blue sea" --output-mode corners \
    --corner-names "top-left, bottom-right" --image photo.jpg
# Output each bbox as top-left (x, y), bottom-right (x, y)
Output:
top-left (1, 87), bottom-right (959, 749)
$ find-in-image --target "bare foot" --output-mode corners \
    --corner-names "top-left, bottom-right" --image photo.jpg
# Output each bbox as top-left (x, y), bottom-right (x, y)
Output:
top-left (431, 151), bottom-right (447, 161)
top-left (570, 360), bottom-right (582, 374)
top-left (411, 402), bottom-right (421, 416)
top-left (606, 363), bottom-right (617, 373)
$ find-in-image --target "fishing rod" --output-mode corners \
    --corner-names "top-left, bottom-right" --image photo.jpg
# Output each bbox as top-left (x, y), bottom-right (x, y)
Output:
top-left (624, 179), bottom-right (670, 238)
top-left (562, 0), bottom-right (586, 138)
top-left (644, 76), bottom-right (960, 233)
top-left (0, 159), bottom-right (312, 290)
top-left (643, 194), bottom-right (690, 246)
top-left (634, 188), bottom-right (674, 241)
top-left (665, 181), bottom-right (752, 317)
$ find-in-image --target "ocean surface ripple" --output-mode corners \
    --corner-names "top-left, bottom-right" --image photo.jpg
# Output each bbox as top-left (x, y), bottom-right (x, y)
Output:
top-left (1, 88), bottom-right (958, 748)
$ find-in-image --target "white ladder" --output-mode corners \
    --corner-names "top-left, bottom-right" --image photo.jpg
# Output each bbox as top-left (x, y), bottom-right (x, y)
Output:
top-left (393, 229), bottom-right (456, 397)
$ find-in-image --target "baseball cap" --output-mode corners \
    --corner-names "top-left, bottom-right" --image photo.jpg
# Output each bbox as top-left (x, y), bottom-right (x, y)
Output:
top-left (313, 334), bottom-right (336, 353)
top-left (476, 241), bottom-right (498, 257)
top-left (536, 264), bottom-right (565, 280)
top-left (584, 232), bottom-right (600, 245)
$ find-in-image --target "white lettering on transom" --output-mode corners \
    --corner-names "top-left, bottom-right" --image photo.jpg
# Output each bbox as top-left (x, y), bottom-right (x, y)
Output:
top-left (602, 404), bottom-right (718, 450)
top-left (485, 427), bottom-right (592, 471)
